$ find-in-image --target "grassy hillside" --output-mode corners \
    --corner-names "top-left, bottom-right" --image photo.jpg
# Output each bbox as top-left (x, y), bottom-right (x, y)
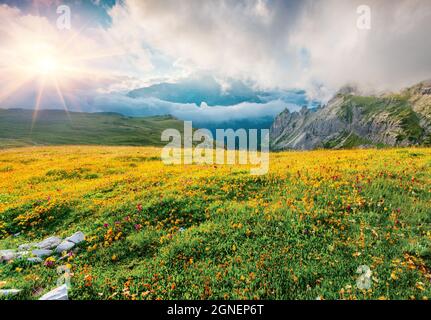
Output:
top-left (1, 146), bottom-right (430, 300)
top-left (0, 109), bottom-right (185, 148)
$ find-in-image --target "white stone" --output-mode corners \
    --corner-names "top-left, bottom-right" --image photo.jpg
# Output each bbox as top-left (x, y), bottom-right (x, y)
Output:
top-left (18, 243), bottom-right (36, 251)
top-left (32, 249), bottom-right (53, 258)
top-left (65, 231), bottom-right (85, 244)
top-left (27, 257), bottom-right (43, 264)
top-left (0, 289), bottom-right (21, 296)
top-left (0, 250), bottom-right (16, 262)
top-left (17, 251), bottom-right (30, 258)
top-left (39, 284), bottom-right (68, 300)
top-left (37, 236), bottom-right (62, 250)
top-left (55, 241), bottom-right (75, 254)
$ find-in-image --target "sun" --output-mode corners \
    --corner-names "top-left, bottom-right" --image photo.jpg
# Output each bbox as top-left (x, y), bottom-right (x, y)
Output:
top-left (26, 44), bottom-right (63, 77)
top-left (34, 56), bottom-right (59, 75)
top-left (1, 32), bottom-right (127, 128)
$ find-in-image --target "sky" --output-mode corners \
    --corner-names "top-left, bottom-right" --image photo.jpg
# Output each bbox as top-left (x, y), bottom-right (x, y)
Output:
top-left (1, 0), bottom-right (431, 124)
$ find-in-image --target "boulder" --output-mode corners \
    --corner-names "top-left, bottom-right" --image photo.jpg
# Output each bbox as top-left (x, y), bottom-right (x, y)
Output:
top-left (18, 243), bottom-right (36, 251)
top-left (0, 289), bottom-right (21, 296)
top-left (55, 241), bottom-right (75, 254)
top-left (39, 284), bottom-right (68, 300)
top-left (17, 251), bottom-right (30, 258)
top-left (37, 236), bottom-right (62, 250)
top-left (32, 249), bottom-right (53, 258)
top-left (0, 250), bottom-right (16, 263)
top-left (65, 231), bottom-right (85, 244)
top-left (27, 257), bottom-right (43, 264)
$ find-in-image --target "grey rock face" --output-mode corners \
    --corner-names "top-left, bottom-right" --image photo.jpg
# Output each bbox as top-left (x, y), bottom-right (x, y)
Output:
top-left (39, 284), bottom-right (68, 300)
top-left (17, 251), bottom-right (30, 258)
top-left (27, 257), bottom-right (43, 264)
top-left (32, 249), bottom-right (53, 258)
top-left (0, 289), bottom-right (22, 296)
top-left (0, 250), bottom-right (16, 262)
top-left (18, 243), bottom-right (36, 251)
top-left (37, 236), bottom-right (62, 250)
top-left (55, 241), bottom-right (75, 253)
top-left (270, 83), bottom-right (431, 150)
top-left (65, 231), bottom-right (85, 244)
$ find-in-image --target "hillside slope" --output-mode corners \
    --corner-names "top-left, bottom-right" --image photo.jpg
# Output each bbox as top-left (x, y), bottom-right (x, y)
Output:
top-left (0, 109), bottom-right (185, 148)
top-left (1, 147), bottom-right (430, 299)
top-left (270, 81), bottom-right (431, 150)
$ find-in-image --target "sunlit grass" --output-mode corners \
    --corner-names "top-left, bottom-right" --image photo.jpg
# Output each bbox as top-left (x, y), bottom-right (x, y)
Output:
top-left (0, 146), bottom-right (430, 300)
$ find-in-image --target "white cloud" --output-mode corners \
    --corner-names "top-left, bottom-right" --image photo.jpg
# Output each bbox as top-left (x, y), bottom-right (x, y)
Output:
top-left (85, 93), bottom-right (292, 123)
top-left (291, 0), bottom-right (431, 100)
top-left (2, 0), bottom-right (431, 119)
top-left (123, 0), bottom-right (304, 90)
top-left (121, 0), bottom-right (431, 98)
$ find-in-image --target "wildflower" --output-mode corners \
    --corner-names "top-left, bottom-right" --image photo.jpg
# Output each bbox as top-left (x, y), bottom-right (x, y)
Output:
top-left (84, 274), bottom-right (93, 287)
top-left (44, 257), bottom-right (56, 268)
top-left (416, 282), bottom-right (425, 291)
top-left (134, 224), bottom-right (142, 231)
top-left (103, 223), bottom-right (109, 228)
top-left (137, 204), bottom-right (143, 212)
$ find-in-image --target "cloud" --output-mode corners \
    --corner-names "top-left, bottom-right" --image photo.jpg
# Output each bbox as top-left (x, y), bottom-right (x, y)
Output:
top-left (2, 0), bottom-right (431, 120)
top-left (0, 3), bottom-right (153, 99)
top-left (122, 0), bottom-right (431, 99)
top-left (291, 0), bottom-right (431, 100)
top-left (82, 93), bottom-right (296, 124)
top-left (124, 0), bottom-right (305, 90)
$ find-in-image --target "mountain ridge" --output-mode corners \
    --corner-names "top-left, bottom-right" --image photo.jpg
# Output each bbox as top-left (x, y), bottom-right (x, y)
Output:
top-left (270, 81), bottom-right (431, 150)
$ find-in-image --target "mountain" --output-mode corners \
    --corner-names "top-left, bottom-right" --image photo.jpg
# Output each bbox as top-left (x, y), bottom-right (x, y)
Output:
top-left (270, 81), bottom-right (431, 150)
top-left (0, 109), bottom-right (185, 148)
top-left (128, 75), bottom-right (262, 106)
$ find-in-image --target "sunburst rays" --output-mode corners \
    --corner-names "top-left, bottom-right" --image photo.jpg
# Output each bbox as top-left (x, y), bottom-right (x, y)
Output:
top-left (2, 24), bottom-right (128, 131)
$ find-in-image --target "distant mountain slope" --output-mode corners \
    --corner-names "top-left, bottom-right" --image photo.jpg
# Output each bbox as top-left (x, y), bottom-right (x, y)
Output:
top-left (0, 109), bottom-right (185, 148)
top-left (270, 81), bottom-right (431, 150)
top-left (128, 75), bottom-right (262, 106)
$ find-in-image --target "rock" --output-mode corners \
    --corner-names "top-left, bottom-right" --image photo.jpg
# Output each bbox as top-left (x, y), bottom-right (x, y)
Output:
top-left (39, 284), bottom-right (68, 300)
top-left (32, 249), bottom-right (53, 258)
top-left (55, 241), bottom-right (75, 254)
top-left (65, 231), bottom-right (85, 244)
top-left (37, 236), bottom-right (62, 250)
top-left (27, 257), bottom-right (43, 264)
top-left (17, 251), bottom-right (30, 258)
top-left (0, 250), bottom-right (16, 263)
top-left (269, 81), bottom-right (431, 151)
top-left (0, 289), bottom-right (21, 296)
top-left (18, 243), bottom-right (36, 251)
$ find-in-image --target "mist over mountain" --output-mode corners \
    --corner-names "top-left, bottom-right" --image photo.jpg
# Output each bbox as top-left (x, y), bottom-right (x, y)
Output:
top-left (124, 75), bottom-right (320, 131)
top-left (128, 75), bottom-right (262, 106)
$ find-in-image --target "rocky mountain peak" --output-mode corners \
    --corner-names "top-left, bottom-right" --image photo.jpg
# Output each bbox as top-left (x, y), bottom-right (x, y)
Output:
top-left (270, 81), bottom-right (431, 150)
